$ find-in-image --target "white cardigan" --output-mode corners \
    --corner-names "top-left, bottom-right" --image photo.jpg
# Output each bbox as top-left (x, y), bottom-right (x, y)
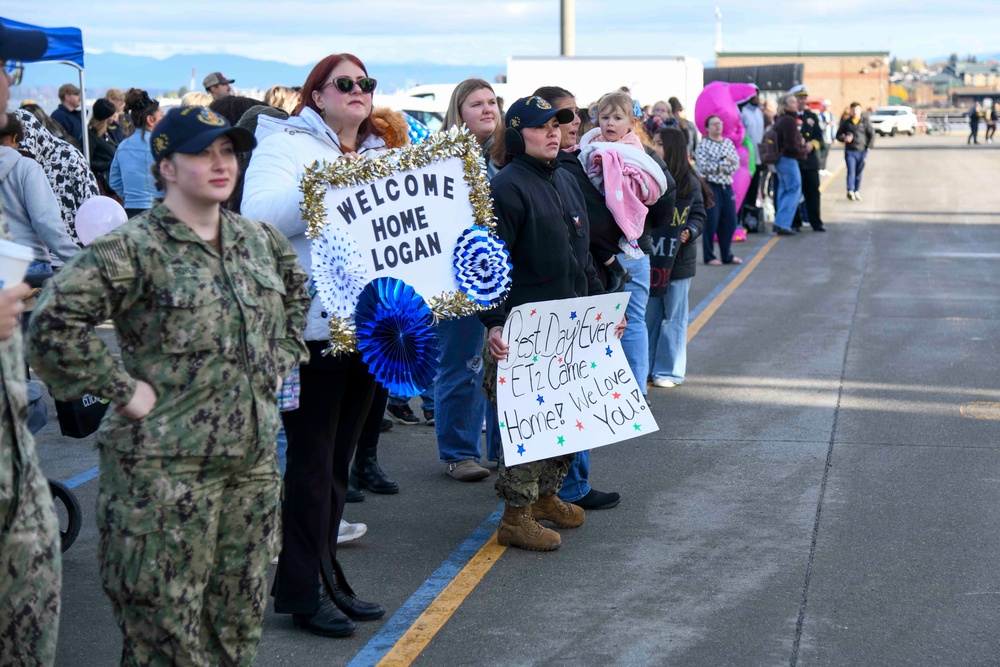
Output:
top-left (242, 107), bottom-right (385, 341)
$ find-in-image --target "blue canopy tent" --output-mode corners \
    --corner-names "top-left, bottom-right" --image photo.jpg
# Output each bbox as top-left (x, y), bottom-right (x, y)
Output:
top-left (0, 17), bottom-right (89, 158)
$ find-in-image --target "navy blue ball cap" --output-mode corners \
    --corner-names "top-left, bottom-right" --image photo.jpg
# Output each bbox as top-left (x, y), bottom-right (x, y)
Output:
top-left (506, 96), bottom-right (575, 130)
top-left (150, 106), bottom-right (256, 161)
top-left (0, 23), bottom-right (48, 62)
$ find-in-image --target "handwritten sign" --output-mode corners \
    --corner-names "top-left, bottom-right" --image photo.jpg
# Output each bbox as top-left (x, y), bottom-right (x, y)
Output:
top-left (495, 293), bottom-right (658, 464)
top-left (323, 157), bottom-right (472, 299)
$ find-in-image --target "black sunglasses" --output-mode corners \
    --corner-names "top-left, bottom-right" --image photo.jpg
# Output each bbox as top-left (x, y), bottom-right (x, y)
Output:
top-left (4, 61), bottom-right (24, 87)
top-left (323, 76), bottom-right (377, 94)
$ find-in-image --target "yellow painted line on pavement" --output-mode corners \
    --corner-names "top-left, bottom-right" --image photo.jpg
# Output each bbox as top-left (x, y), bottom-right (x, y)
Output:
top-left (960, 402), bottom-right (1000, 420)
top-left (376, 163), bottom-right (830, 666)
top-left (819, 162), bottom-right (845, 193)
top-left (376, 536), bottom-right (506, 667)
top-left (687, 235), bottom-right (780, 342)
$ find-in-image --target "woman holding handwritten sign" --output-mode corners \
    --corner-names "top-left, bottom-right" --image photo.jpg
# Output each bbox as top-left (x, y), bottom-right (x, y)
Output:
top-left (481, 96), bottom-right (624, 552)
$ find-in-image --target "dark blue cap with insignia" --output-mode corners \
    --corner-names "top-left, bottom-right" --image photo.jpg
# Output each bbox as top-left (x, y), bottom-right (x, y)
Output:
top-left (150, 106), bottom-right (256, 161)
top-left (505, 96), bottom-right (575, 130)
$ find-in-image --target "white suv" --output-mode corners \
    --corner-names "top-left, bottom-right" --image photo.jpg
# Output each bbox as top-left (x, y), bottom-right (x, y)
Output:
top-left (870, 106), bottom-right (917, 136)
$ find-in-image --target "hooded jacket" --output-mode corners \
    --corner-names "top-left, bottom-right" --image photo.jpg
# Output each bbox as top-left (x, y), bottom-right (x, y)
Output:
top-left (0, 146), bottom-right (80, 265)
top-left (241, 106), bottom-right (386, 341)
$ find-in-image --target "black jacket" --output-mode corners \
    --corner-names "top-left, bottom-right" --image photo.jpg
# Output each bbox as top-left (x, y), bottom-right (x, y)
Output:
top-left (651, 172), bottom-right (707, 294)
top-left (559, 146), bottom-right (676, 272)
top-left (89, 128), bottom-right (119, 193)
top-left (836, 116), bottom-right (875, 152)
top-left (51, 104), bottom-right (84, 144)
top-left (797, 109), bottom-right (825, 171)
top-left (480, 154), bottom-right (603, 330)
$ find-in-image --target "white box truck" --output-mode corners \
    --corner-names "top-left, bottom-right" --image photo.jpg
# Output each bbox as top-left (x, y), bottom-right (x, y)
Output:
top-left (505, 56), bottom-right (704, 115)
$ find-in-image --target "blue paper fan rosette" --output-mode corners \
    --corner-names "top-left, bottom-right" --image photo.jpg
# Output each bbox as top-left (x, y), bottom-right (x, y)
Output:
top-left (311, 226), bottom-right (368, 318)
top-left (452, 226), bottom-right (512, 307)
top-left (354, 277), bottom-right (440, 396)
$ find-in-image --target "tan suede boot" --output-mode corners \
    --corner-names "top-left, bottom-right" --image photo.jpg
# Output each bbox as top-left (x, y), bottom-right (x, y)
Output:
top-left (496, 504), bottom-right (561, 551)
top-left (531, 494), bottom-right (585, 528)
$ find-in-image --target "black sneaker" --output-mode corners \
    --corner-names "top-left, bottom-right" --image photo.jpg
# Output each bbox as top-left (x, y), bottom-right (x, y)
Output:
top-left (379, 418), bottom-right (393, 433)
top-left (423, 409), bottom-right (435, 425)
top-left (386, 403), bottom-right (420, 425)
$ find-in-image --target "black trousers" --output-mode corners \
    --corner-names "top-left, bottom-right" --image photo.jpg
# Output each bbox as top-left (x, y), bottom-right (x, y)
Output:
top-left (792, 169), bottom-right (823, 230)
top-left (741, 166), bottom-right (762, 211)
top-left (354, 384), bottom-right (389, 463)
top-left (272, 344), bottom-right (376, 614)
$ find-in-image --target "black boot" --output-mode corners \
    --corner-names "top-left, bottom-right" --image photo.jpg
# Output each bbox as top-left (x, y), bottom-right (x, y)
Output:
top-left (350, 446), bottom-right (399, 494)
top-left (346, 476), bottom-right (365, 503)
top-left (331, 559), bottom-right (385, 621)
top-left (292, 582), bottom-right (356, 637)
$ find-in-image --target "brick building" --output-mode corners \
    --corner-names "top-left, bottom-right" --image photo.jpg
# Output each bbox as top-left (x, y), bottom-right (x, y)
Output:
top-left (715, 51), bottom-right (890, 116)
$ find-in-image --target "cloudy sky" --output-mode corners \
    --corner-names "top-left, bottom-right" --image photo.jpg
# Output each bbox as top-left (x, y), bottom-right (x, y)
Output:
top-left (4, 1), bottom-right (996, 66)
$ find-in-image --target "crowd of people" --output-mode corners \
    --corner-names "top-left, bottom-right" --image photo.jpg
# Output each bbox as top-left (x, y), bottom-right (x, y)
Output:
top-left (1, 19), bottom-right (873, 662)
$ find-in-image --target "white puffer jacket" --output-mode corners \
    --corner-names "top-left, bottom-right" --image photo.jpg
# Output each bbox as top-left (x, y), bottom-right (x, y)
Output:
top-left (242, 106), bottom-right (385, 341)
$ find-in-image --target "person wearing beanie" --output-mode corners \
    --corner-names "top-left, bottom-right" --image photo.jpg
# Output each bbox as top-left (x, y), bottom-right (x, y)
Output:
top-left (88, 98), bottom-right (120, 196)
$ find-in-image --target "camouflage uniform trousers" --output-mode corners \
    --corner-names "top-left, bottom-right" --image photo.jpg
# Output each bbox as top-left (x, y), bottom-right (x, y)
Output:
top-left (482, 338), bottom-right (574, 508)
top-left (0, 452), bottom-right (61, 667)
top-left (97, 442), bottom-right (280, 666)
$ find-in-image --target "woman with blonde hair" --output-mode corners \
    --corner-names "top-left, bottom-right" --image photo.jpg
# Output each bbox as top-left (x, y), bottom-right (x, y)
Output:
top-left (422, 78), bottom-right (504, 482)
top-left (180, 90), bottom-right (214, 107)
top-left (264, 85), bottom-right (301, 114)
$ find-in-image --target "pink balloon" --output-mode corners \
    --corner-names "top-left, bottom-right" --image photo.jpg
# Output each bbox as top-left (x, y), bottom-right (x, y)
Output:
top-left (75, 196), bottom-right (128, 246)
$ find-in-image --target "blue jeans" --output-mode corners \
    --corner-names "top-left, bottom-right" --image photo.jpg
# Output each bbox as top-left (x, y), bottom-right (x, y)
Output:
top-left (618, 253), bottom-right (650, 395)
top-left (646, 277), bottom-right (691, 384)
top-left (276, 427), bottom-right (287, 476)
top-left (558, 450), bottom-right (590, 503)
top-left (845, 149), bottom-right (867, 193)
top-left (434, 315), bottom-right (487, 463)
top-left (26, 260), bottom-right (52, 275)
top-left (388, 387), bottom-right (434, 411)
top-left (561, 254), bottom-right (649, 502)
top-left (775, 157), bottom-right (802, 231)
top-left (703, 183), bottom-right (737, 263)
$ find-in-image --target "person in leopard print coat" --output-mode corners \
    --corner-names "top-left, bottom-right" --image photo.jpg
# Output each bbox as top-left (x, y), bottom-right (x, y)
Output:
top-left (14, 108), bottom-right (99, 247)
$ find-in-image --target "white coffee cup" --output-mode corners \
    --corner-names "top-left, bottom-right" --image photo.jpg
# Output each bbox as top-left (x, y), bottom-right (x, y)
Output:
top-left (0, 239), bottom-right (35, 290)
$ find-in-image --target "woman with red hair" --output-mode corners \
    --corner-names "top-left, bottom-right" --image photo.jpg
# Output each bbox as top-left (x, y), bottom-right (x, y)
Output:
top-left (242, 53), bottom-right (386, 639)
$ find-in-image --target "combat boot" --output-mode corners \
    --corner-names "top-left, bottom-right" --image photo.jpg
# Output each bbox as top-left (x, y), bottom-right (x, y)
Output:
top-left (531, 494), bottom-right (585, 528)
top-left (496, 503), bottom-right (560, 551)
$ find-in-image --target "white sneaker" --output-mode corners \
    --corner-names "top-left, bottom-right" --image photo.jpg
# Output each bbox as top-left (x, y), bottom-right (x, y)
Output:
top-left (652, 378), bottom-right (677, 388)
top-left (338, 519), bottom-right (367, 544)
top-left (270, 554), bottom-right (279, 566)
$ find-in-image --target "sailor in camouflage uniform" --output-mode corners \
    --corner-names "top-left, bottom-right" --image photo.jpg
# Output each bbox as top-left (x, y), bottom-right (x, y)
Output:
top-left (28, 107), bottom-right (309, 666)
top-left (0, 24), bottom-right (62, 667)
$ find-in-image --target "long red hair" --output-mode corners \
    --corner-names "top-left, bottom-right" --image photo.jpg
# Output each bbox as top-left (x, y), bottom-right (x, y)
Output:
top-left (295, 53), bottom-right (383, 147)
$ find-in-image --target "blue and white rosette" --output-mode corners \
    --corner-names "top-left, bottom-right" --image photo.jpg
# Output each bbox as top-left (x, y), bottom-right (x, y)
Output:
top-left (311, 226), bottom-right (368, 318)
top-left (452, 225), bottom-right (512, 308)
top-left (354, 277), bottom-right (440, 396)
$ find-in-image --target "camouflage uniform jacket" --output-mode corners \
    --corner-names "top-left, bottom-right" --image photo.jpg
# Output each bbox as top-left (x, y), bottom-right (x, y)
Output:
top-left (28, 203), bottom-right (310, 457)
top-left (0, 210), bottom-right (37, 522)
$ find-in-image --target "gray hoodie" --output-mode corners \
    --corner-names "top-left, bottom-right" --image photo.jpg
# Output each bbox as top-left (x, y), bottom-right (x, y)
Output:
top-left (0, 146), bottom-right (80, 265)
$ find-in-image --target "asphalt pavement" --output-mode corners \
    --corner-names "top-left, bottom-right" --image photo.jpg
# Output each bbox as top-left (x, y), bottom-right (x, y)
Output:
top-left (37, 134), bottom-right (1000, 666)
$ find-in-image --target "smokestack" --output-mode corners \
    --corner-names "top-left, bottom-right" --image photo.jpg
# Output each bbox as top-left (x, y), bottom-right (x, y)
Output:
top-left (561, 0), bottom-right (575, 56)
top-left (714, 7), bottom-right (723, 54)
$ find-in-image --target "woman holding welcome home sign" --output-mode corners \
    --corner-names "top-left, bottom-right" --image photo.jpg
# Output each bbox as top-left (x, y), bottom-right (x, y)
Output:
top-left (241, 53), bottom-right (389, 639)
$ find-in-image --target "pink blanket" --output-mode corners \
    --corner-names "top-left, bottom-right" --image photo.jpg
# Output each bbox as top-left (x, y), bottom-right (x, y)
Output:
top-left (586, 148), bottom-right (662, 241)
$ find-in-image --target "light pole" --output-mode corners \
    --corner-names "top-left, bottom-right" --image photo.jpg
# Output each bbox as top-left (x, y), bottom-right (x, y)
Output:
top-left (561, 0), bottom-right (576, 56)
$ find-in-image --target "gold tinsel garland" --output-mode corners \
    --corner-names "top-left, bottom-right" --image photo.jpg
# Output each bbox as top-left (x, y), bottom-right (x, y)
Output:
top-left (300, 126), bottom-right (501, 355)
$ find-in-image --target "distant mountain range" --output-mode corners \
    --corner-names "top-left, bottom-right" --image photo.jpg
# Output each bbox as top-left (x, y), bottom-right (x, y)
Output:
top-left (14, 52), bottom-right (506, 99)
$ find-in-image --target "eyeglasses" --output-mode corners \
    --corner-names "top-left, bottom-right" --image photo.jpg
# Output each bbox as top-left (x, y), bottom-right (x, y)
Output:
top-left (322, 76), bottom-right (377, 95)
top-left (3, 61), bottom-right (24, 87)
